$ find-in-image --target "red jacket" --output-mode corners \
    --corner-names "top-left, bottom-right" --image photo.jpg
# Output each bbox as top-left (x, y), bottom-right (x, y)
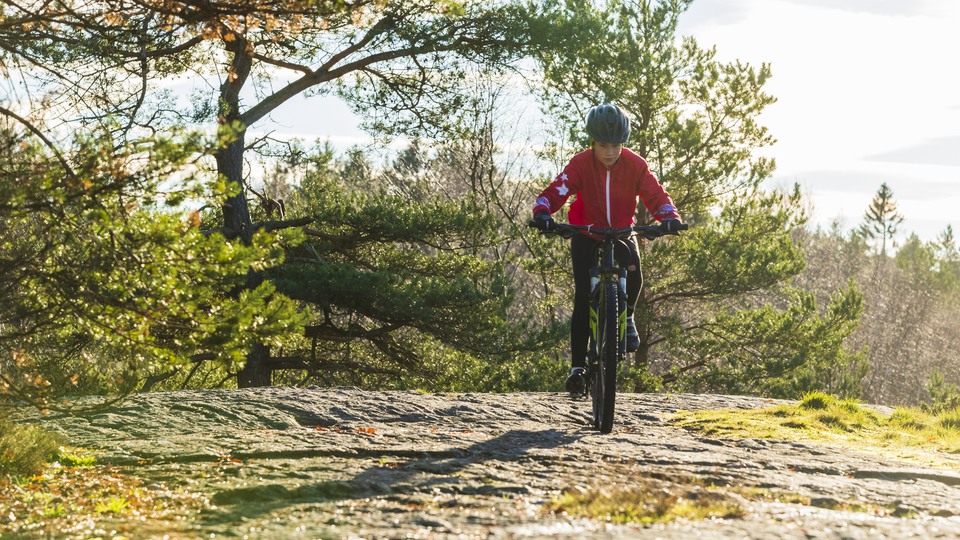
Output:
top-left (532, 148), bottom-right (679, 227)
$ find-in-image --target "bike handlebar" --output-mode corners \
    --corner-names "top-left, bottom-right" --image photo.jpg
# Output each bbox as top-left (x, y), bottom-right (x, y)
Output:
top-left (527, 219), bottom-right (688, 240)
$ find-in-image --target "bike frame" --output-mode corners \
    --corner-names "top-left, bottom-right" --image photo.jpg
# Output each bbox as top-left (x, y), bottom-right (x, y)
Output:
top-left (587, 235), bottom-right (630, 361)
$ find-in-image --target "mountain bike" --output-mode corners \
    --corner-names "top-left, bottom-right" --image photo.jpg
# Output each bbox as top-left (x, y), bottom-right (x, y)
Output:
top-left (530, 220), bottom-right (688, 434)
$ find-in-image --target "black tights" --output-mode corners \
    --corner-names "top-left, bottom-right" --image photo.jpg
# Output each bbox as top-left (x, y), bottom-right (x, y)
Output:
top-left (570, 235), bottom-right (642, 368)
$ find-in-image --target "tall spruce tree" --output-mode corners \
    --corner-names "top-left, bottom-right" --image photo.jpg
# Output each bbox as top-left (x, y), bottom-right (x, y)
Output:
top-left (859, 182), bottom-right (904, 257)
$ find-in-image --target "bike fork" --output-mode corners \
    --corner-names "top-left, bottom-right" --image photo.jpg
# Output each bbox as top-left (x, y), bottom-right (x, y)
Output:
top-left (588, 268), bottom-right (600, 360)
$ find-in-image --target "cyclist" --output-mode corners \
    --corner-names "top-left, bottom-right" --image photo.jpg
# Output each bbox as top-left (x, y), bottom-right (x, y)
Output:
top-left (531, 103), bottom-right (682, 395)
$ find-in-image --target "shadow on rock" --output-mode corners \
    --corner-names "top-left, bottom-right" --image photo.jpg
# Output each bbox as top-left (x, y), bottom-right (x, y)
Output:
top-left (205, 428), bottom-right (581, 523)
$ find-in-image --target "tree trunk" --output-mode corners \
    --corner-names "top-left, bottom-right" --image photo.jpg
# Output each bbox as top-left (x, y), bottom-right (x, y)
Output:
top-left (215, 34), bottom-right (272, 388)
top-left (218, 133), bottom-right (251, 242)
top-left (217, 131), bottom-right (274, 388)
top-left (237, 343), bottom-right (272, 387)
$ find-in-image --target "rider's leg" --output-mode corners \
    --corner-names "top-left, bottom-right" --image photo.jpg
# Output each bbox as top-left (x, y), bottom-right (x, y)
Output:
top-left (616, 238), bottom-right (643, 352)
top-left (615, 238), bottom-right (643, 314)
top-left (569, 236), bottom-right (597, 369)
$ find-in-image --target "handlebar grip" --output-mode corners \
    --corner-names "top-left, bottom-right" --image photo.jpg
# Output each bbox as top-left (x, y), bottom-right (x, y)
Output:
top-left (527, 219), bottom-right (538, 228)
top-left (677, 223), bottom-right (689, 231)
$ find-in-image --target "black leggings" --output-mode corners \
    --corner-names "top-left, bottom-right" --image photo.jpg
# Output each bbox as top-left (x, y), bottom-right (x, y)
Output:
top-left (570, 235), bottom-right (642, 368)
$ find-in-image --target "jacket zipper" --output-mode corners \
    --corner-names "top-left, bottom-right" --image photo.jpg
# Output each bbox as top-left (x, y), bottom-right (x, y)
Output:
top-left (605, 169), bottom-right (612, 226)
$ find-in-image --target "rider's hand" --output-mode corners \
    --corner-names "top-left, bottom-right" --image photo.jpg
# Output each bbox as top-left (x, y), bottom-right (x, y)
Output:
top-left (659, 218), bottom-right (682, 234)
top-left (533, 212), bottom-right (555, 232)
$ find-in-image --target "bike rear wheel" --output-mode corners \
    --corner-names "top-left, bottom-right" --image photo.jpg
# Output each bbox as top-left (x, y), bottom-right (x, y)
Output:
top-left (591, 280), bottom-right (619, 434)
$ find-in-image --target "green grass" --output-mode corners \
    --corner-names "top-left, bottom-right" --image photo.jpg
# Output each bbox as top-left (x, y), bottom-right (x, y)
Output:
top-left (95, 496), bottom-right (130, 514)
top-left (57, 447), bottom-right (97, 468)
top-left (0, 418), bottom-right (63, 480)
top-left (671, 391), bottom-right (960, 470)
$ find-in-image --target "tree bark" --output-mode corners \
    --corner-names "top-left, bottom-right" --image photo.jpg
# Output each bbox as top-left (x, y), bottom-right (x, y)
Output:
top-left (216, 33), bottom-right (272, 388)
top-left (237, 343), bottom-right (272, 388)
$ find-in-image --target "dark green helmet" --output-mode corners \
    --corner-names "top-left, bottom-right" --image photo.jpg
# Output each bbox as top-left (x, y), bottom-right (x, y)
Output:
top-left (586, 103), bottom-right (630, 144)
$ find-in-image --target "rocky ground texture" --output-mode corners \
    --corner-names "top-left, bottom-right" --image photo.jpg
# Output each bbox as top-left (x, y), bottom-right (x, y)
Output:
top-left (10, 387), bottom-right (960, 538)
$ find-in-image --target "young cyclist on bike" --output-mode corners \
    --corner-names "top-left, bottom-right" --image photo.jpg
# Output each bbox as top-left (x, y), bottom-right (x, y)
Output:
top-left (531, 103), bottom-right (682, 395)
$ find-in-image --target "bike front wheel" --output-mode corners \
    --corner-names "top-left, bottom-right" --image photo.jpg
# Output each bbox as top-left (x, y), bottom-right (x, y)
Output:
top-left (592, 280), bottom-right (619, 434)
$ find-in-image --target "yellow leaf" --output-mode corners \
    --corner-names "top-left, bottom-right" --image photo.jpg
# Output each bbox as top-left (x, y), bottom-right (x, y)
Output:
top-left (103, 12), bottom-right (124, 26)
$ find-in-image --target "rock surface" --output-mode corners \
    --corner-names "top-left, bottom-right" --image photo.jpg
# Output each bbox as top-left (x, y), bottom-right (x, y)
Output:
top-left (26, 387), bottom-right (960, 538)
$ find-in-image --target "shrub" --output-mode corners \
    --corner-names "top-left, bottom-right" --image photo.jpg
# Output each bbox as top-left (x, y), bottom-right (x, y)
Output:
top-left (0, 419), bottom-right (62, 480)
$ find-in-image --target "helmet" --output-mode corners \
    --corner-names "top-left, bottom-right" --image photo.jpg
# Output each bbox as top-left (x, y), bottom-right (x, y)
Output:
top-left (585, 103), bottom-right (631, 144)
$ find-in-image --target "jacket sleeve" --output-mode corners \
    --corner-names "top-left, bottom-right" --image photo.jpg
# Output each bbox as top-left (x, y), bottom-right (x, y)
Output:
top-left (532, 161), bottom-right (580, 217)
top-left (638, 166), bottom-right (680, 222)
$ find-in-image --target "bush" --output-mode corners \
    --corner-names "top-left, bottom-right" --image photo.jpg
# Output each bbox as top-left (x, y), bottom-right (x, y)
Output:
top-left (0, 419), bottom-right (62, 480)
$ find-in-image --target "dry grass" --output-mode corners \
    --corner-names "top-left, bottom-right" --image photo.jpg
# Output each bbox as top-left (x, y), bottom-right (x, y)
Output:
top-left (0, 460), bottom-right (209, 538)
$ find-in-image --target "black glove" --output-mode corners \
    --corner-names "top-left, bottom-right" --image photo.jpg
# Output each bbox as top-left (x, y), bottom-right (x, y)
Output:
top-left (659, 218), bottom-right (682, 234)
top-left (533, 212), bottom-right (555, 232)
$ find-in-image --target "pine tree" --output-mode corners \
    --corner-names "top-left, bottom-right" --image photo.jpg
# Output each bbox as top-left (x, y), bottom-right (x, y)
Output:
top-left (4, 0), bottom-right (538, 387)
top-left (859, 182), bottom-right (904, 257)
top-left (933, 225), bottom-right (960, 291)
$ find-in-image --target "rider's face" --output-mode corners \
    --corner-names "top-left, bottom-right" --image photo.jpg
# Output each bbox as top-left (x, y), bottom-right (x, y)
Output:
top-left (593, 141), bottom-right (622, 167)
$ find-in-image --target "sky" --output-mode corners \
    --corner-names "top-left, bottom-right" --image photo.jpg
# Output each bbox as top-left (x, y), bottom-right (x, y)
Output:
top-left (262, 0), bottom-right (960, 244)
top-left (676, 0), bottom-right (960, 242)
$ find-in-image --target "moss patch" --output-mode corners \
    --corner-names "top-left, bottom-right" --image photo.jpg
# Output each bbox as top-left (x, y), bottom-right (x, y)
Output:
top-left (671, 391), bottom-right (960, 470)
top-left (548, 478), bottom-right (744, 525)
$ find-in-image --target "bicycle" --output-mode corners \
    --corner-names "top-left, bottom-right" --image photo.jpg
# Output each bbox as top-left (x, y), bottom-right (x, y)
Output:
top-left (529, 220), bottom-right (688, 434)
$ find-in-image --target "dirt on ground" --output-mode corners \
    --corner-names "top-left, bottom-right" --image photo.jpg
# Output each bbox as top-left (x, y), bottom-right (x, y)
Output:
top-left (7, 387), bottom-right (960, 539)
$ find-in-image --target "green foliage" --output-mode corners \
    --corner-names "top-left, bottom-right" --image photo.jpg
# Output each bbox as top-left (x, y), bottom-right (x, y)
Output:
top-left (669, 281), bottom-right (866, 399)
top-left (619, 362), bottom-right (663, 393)
top-left (798, 390), bottom-right (831, 411)
top-left (95, 496), bottom-right (130, 514)
top-left (57, 448), bottom-right (97, 468)
top-left (895, 227), bottom-right (960, 294)
top-left (4, 0), bottom-right (541, 390)
top-left (0, 123), bottom-right (302, 406)
top-left (925, 370), bottom-right (960, 414)
top-left (668, 187), bottom-right (807, 298)
top-left (0, 419), bottom-right (63, 480)
top-left (270, 145), bottom-right (555, 390)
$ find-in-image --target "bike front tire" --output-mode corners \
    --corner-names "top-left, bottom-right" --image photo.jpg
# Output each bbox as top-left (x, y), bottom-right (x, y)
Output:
top-left (592, 280), bottom-right (619, 434)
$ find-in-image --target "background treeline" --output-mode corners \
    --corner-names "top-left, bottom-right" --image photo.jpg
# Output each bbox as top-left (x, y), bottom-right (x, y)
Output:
top-left (0, 0), bottom-right (956, 409)
top-left (796, 193), bottom-right (960, 406)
